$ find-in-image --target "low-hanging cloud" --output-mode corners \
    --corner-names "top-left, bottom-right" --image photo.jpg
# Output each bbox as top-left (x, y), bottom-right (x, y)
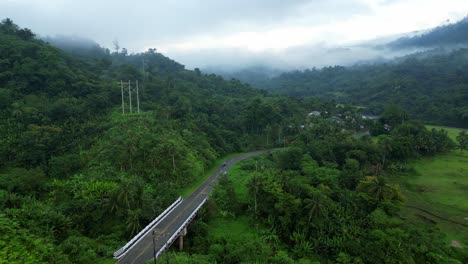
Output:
top-left (0, 0), bottom-right (369, 50)
top-left (1, 0), bottom-right (468, 70)
top-left (172, 40), bottom-right (422, 72)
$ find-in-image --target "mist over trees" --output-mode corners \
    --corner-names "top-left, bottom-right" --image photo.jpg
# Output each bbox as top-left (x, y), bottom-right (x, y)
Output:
top-left (242, 47), bottom-right (468, 128)
top-left (388, 15), bottom-right (468, 49)
top-left (1, 17), bottom-right (467, 263)
top-left (0, 18), bottom-right (310, 262)
top-left (208, 17), bottom-right (468, 129)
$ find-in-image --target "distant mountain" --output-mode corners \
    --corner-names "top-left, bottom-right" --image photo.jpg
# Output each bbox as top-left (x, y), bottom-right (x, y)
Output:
top-left (388, 16), bottom-right (468, 49)
top-left (206, 18), bottom-right (468, 88)
top-left (1, 18), bottom-right (307, 263)
top-left (262, 48), bottom-right (468, 128)
top-left (204, 65), bottom-right (282, 89)
top-left (200, 17), bottom-right (468, 128)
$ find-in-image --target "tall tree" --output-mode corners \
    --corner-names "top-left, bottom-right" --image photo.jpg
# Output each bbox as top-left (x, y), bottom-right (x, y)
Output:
top-left (456, 131), bottom-right (468, 153)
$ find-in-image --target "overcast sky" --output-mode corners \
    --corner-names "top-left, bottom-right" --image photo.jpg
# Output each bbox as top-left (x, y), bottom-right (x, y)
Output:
top-left (2, 0), bottom-right (468, 69)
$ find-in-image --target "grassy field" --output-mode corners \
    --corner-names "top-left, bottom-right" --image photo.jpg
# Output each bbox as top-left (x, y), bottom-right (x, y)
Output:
top-left (426, 125), bottom-right (466, 141)
top-left (223, 161), bottom-right (253, 203)
top-left (207, 215), bottom-right (259, 241)
top-left (204, 158), bottom-right (269, 260)
top-left (183, 154), bottom-right (270, 239)
top-left (207, 156), bottom-right (273, 237)
top-left (395, 125), bottom-right (468, 248)
top-left (179, 152), bottom-right (244, 198)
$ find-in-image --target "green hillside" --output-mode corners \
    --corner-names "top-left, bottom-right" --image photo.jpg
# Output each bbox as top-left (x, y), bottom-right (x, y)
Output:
top-left (0, 19), bottom-right (309, 263)
top-left (1, 18), bottom-right (466, 264)
top-left (257, 48), bottom-right (468, 128)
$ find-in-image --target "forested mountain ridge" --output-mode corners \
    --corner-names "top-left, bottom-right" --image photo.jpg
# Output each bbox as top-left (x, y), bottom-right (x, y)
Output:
top-left (203, 65), bottom-right (283, 91)
top-left (263, 48), bottom-right (468, 128)
top-left (1, 18), bottom-right (466, 264)
top-left (209, 17), bottom-right (468, 128)
top-left (0, 19), bottom-right (310, 263)
top-left (387, 16), bottom-right (468, 49)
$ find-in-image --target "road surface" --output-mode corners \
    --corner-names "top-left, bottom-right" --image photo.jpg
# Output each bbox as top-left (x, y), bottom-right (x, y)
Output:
top-left (116, 151), bottom-right (266, 264)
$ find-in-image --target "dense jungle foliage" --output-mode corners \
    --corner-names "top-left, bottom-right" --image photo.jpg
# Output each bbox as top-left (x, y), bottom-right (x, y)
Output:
top-left (256, 48), bottom-right (468, 128)
top-left (165, 107), bottom-right (467, 263)
top-left (0, 19), bottom-right (313, 263)
top-left (224, 18), bottom-right (468, 128)
top-left (0, 18), bottom-right (466, 263)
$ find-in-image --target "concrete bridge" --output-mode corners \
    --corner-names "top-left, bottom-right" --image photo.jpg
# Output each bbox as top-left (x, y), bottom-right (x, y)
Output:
top-left (114, 151), bottom-right (265, 263)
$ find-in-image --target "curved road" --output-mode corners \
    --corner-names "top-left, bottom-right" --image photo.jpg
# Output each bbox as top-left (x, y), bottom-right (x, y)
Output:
top-left (117, 151), bottom-right (266, 264)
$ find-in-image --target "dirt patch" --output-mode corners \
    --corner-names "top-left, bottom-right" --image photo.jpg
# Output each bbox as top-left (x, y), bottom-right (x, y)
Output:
top-left (404, 204), bottom-right (468, 227)
top-left (415, 213), bottom-right (437, 225)
top-left (451, 240), bottom-right (462, 248)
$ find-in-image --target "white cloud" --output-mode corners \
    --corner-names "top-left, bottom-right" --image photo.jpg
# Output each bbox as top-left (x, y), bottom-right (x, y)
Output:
top-left (1, 0), bottom-right (467, 68)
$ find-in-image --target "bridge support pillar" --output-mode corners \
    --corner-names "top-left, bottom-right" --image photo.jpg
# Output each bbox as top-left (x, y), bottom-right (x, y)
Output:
top-left (178, 227), bottom-right (187, 251)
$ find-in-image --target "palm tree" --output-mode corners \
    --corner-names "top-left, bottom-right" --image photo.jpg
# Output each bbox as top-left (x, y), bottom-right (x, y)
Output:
top-left (116, 176), bottom-right (133, 210)
top-left (303, 189), bottom-right (329, 225)
top-left (126, 209), bottom-right (142, 237)
top-left (356, 176), bottom-right (403, 202)
top-left (261, 227), bottom-right (280, 246)
top-left (290, 231), bottom-right (312, 258)
top-left (378, 135), bottom-right (393, 174)
top-left (247, 173), bottom-right (262, 218)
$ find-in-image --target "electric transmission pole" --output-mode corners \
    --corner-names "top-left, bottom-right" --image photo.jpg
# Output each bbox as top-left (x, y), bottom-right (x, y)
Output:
top-left (136, 80), bottom-right (140, 113)
top-left (121, 80), bottom-right (125, 114)
top-left (128, 80), bottom-right (132, 113)
top-left (119, 80), bottom-right (141, 115)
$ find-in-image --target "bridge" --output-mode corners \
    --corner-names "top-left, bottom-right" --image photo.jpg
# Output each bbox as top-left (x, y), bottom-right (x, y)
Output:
top-left (114, 151), bottom-right (265, 263)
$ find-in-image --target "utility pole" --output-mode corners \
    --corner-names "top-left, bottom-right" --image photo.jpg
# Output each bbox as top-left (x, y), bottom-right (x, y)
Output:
top-left (128, 80), bottom-right (132, 113)
top-left (152, 230), bottom-right (157, 264)
top-left (119, 80), bottom-right (141, 115)
top-left (136, 80), bottom-right (140, 113)
top-left (120, 80), bottom-right (125, 114)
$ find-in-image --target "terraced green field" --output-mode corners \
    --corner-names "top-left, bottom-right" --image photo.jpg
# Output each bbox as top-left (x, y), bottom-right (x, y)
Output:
top-left (426, 125), bottom-right (467, 141)
top-left (395, 126), bottom-right (468, 248)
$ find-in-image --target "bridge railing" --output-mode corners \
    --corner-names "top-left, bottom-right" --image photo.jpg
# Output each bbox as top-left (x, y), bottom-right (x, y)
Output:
top-left (113, 196), bottom-right (183, 259)
top-left (155, 197), bottom-right (208, 259)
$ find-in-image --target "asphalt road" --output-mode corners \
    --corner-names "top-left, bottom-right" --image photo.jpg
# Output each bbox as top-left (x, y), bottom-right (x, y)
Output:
top-left (116, 151), bottom-right (266, 264)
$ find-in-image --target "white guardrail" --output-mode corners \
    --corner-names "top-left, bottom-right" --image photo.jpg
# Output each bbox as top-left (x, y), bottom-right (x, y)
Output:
top-left (154, 198), bottom-right (208, 259)
top-left (113, 196), bottom-right (183, 259)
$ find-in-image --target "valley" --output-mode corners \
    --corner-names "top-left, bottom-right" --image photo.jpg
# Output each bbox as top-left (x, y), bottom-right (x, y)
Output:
top-left (1, 10), bottom-right (468, 264)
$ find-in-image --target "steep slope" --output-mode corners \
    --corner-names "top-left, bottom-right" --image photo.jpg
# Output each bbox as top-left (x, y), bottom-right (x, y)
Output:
top-left (388, 16), bottom-right (468, 49)
top-left (264, 48), bottom-right (468, 128)
top-left (0, 18), bottom-right (309, 263)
